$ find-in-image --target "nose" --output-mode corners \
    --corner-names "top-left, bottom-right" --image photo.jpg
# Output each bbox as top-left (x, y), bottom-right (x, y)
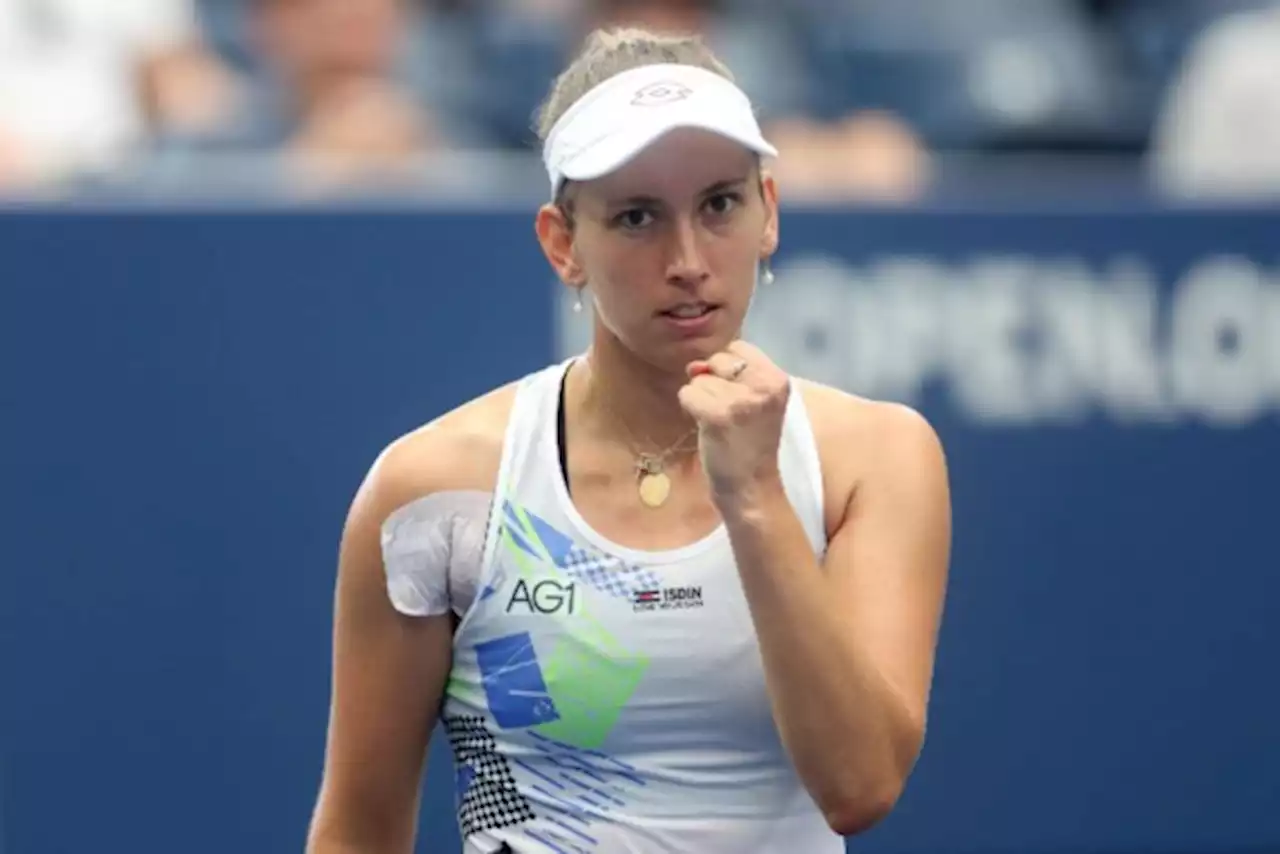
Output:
top-left (664, 215), bottom-right (710, 289)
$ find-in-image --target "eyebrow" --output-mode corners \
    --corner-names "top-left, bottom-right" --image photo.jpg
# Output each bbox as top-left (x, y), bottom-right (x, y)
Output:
top-left (612, 177), bottom-right (750, 208)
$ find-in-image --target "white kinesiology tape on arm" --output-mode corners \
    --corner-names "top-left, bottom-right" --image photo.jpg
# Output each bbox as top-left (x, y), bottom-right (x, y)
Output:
top-left (379, 490), bottom-right (493, 617)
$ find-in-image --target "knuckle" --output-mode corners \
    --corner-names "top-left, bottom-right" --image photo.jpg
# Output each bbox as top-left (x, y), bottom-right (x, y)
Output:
top-left (727, 400), bottom-right (756, 424)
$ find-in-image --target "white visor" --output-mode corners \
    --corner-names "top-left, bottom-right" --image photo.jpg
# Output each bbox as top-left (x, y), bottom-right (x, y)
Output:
top-left (542, 63), bottom-right (778, 197)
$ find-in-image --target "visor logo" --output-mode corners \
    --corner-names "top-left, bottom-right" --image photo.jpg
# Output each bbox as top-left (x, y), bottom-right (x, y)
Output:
top-left (631, 81), bottom-right (693, 106)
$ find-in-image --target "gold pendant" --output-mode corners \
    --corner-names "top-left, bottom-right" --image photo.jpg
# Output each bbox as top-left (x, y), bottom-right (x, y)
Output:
top-left (638, 471), bottom-right (671, 508)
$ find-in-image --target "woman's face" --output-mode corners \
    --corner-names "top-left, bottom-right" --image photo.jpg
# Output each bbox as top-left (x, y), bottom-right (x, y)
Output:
top-left (538, 128), bottom-right (779, 372)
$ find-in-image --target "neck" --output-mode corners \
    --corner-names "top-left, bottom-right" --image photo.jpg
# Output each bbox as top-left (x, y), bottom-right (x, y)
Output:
top-left (290, 67), bottom-right (379, 114)
top-left (571, 332), bottom-right (699, 456)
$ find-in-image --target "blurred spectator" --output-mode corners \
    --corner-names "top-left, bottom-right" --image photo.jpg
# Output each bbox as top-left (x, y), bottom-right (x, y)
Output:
top-left (766, 112), bottom-right (931, 203)
top-left (158, 0), bottom-right (479, 189)
top-left (1150, 2), bottom-right (1280, 199)
top-left (0, 0), bottom-right (235, 190)
top-left (792, 0), bottom-right (1136, 149)
top-left (460, 0), bottom-right (596, 151)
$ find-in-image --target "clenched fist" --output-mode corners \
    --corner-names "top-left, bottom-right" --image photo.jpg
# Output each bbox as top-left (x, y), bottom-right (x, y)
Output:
top-left (678, 341), bottom-right (791, 501)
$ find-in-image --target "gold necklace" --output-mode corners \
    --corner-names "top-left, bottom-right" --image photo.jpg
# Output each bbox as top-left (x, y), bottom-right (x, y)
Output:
top-left (631, 430), bottom-right (698, 508)
top-left (582, 359), bottom-right (698, 508)
top-left (595, 395), bottom-right (698, 509)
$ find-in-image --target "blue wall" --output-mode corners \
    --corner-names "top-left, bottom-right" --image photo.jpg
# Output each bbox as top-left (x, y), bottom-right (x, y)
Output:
top-left (2, 206), bottom-right (1277, 854)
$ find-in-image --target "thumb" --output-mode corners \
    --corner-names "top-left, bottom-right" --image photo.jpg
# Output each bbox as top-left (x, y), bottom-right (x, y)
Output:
top-left (677, 382), bottom-right (722, 428)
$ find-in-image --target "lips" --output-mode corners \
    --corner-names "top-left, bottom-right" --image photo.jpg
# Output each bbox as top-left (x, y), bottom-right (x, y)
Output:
top-left (660, 302), bottom-right (718, 319)
top-left (657, 301), bottom-right (722, 336)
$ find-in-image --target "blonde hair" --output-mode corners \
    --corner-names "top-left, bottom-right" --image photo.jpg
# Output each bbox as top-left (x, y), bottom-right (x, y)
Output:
top-left (534, 26), bottom-right (735, 144)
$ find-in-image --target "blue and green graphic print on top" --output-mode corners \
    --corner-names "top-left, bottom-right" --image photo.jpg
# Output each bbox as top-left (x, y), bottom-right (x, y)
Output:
top-left (467, 500), bottom-right (659, 750)
top-left (475, 631), bottom-right (560, 729)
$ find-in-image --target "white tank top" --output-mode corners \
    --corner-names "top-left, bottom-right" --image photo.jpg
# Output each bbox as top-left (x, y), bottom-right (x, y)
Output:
top-left (398, 358), bottom-right (841, 853)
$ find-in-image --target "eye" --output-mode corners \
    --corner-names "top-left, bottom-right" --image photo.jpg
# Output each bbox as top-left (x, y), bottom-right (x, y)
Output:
top-left (613, 208), bottom-right (655, 230)
top-left (703, 192), bottom-right (742, 217)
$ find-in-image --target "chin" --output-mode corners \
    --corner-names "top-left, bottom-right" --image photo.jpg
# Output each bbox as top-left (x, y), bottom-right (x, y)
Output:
top-left (613, 316), bottom-right (743, 373)
top-left (660, 332), bottom-right (739, 370)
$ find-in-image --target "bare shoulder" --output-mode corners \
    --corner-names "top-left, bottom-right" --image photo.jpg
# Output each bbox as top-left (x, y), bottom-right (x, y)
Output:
top-left (794, 379), bottom-right (948, 528)
top-left (796, 379), bottom-right (944, 462)
top-left (314, 384), bottom-right (524, 852)
top-left (354, 382), bottom-right (520, 522)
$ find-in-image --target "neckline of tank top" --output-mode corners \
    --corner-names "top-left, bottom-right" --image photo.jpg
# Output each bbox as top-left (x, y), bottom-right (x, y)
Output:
top-left (545, 356), bottom-right (730, 566)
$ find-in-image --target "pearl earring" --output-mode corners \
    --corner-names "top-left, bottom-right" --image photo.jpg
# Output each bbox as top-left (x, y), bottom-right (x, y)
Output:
top-left (761, 259), bottom-right (775, 286)
top-left (572, 287), bottom-right (584, 313)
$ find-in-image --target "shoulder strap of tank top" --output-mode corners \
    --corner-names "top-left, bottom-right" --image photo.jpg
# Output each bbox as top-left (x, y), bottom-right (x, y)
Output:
top-left (781, 377), bottom-right (828, 554)
top-left (478, 361), bottom-right (570, 572)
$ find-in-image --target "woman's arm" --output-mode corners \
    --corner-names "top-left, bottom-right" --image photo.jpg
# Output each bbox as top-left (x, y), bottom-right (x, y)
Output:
top-left (679, 346), bottom-right (951, 837)
top-left (306, 441), bottom-right (457, 854)
top-left (717, 399), bottom-right (950, 836)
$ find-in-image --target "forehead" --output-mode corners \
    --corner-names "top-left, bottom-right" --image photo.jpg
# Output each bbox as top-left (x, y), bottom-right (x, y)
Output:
top-left (584, 128), bottom-right (758, 202)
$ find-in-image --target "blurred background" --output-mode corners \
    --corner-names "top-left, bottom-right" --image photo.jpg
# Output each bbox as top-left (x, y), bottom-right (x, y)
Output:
top-left (2, 1), bottom-right (1278, 853)
top-left (3, 0), bottom-right (1280, 200)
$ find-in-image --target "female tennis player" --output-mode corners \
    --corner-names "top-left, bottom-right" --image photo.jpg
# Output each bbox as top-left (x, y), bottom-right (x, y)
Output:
top-left (306, 26), bottom-right (951, 854)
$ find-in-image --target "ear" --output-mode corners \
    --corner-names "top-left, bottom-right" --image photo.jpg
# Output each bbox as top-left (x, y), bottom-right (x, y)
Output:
top-left (759, 170), bottom-right (780, 258)
top-left (535, 203), bottom-right (584, 289)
